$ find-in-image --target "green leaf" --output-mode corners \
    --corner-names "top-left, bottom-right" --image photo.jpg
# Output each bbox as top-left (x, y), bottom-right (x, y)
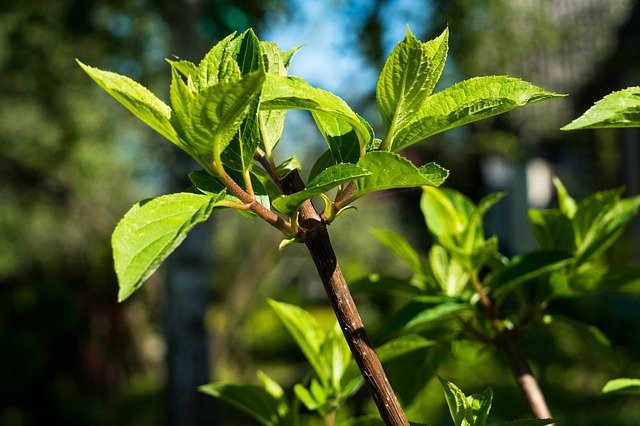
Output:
top-left (552, 177), bottom-right (577, 218)
top-left (351, 152), bottom-right (448, 201)
top-left (384, 296), bottom-right (471, 336)
top-left (199, 383), bottom-right (281, 426)
top-left (373, 229), bottom-right (427, 277)
top-left (268, 300), bottom-right (330, 385)
top-left (312, 110), bottom-right (361, 164)
top-left (261, 75), bottom-right (374, 150)
top-left (528, 209), bottom-right (575, 252)
top-left (113, 193), bottom-right (220, 302)
top-left (77, 60), bottom-right (181, 148)
top-left (230, 29), bottom-right (263, 75)
top-left (562, 86), bottom-right (640, 130)
top-left (393, 76), bottom-right (564, 151)
top-left (421, 187), bottom-right (474, 242)
top-left (377, 27), bottom-right (449, 141)
top-left (544, 315), bottom-right (615, 362)
top-left (376, 334), bottom-right (435, 363)
top-left (196, 33), bottom-right (241, 89)
top-left (489, 251), bottom-right (573, 302)
top-left (272, 163), bottom-right (370, 216)
top-left (427, 245), bottom-right (469, 296)
top-left (500, 419), bottom-right (557, 426)
top-left (181, 71), bottom-right (266, 166)
top-left (574, 192), bottom-right (640, 264)
top-left (602, 378), bottom-right (640, 395)
top-left (349, 274), bottom-right (426, 297)
top-left (597, 267), bottom-right (640, 293)
top-left (438, 377), bottom-right (493, 426)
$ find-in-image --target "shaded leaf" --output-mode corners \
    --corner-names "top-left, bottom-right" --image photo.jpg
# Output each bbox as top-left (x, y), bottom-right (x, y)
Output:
top-left (112, 193), bottom-right (219, 302)
top-left (312, 110), bottom-right (361, 164)
top-left (528, 209), bottom-right (575, 253)
top-left (489, 251), bottom-right (573, 301)
top-left (393, 77), bottom-right (563, 151)
top-left (349, 274), bottom-right (425, 297)
top-left (373, 229), bottom-right (427, 277)
top-left (199, 383), bottom-right (281, 426)
top-left (385, 296), bottom-right (471, 336)
top-left (562, 86), bottom-right (640, 130)
top-left (376, 334), bottom-right (436, 363)
top-left (500, 419), bottom-right (557, 426)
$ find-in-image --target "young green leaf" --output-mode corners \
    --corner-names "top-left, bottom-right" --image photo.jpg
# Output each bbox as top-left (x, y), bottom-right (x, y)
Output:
top-left (112, 192), bottom-right (220, 302)
top-left (271, 163), bottom-right (370, 216)
top-left (552, 177), bottom-right (577, 218)
top-left (562, 86), bottom-right (640, 130)
top-left (349, 274), bottom-right (426, 297)
top-left (375, 334), bottom-right (436, 363)
top-left (77, 60), bottom-right (181, 148)
top-left (312, 110), bottom-right (361, 165)
top-left (602, 378), bottom-right (640, 395)
top-left (421, 187), bottom-right (474, 242)
top-left (372, 229), bottom-right (427, 278)
top-left (268, 300), bottom-right (330, 385)
top-left (528, 209), bottom-right (575, 252)
top-left (261, 75), bottom-right (374, 150)
top-left (181, 71), bottom-right (266, 167)
top-left (377, 27), bottom-right (449, 147)
top-left (393, 76), bottom-right (564, 151)
top-left (500, 419), bottom-right (557, 426)
top-left (427, 245), bottom-right (469, 296)
top-left (438, 376), bottom-right (493, 426)
top-left (489, 251), bottom-right (574, 302)
top-left (384, 296), bottom-right (471, 336)
top-left (574, 192), bottom-right (640, 264)
top-left (199, 383), bottom-right (282, 426)
top-left (196, 32), bottom-right (241, 89)
top-left (348, 152), bottom-right (448, 202)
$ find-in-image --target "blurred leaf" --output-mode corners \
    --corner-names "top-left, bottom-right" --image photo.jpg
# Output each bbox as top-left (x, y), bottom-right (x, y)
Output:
top-left (268, 300), bottom-right (329, 385)
top-left (597, 267), bottom-right (640, 293)
top-left (552, 177), bottom-right (577, 218)
top-left (272, 163), bottom-right (370, 216)
top-left (376, 334), bottom-right (436, 363)
top-left (199, 383), bottom-right (281, 426)
top-left (349, 274), bottom-right (425, 297)
top-left (261, 75), bottom-right (374, 149)
top-left (393, 77), bottom-right (564, 151)
top-left (112, 193), bottom-right (220, 302)
top-left (562, 86), bottom-right (640, 130)
top-left (489, 251), bottom-right (573, 302)
top-left (602, 378), bottom-right (640, 395)
top-left (528, 209), bottom-right (575, 252)
top-left (421, 187), bottom-right (474, 242)
top-left (574, 192), bottom-right (640, 264)
top-left (352, 152), bottom-right (448, 200)
top-left (428, 245), bottom-right (469, 296)
top-left (544, 315), bottom-right (616, 362)
top-left (385, 296), bottom-right (471, 336)
top-left (500, 419), bottom-right (557, 426)
top-left (294, 381), bottom-right (327, 411)
top-left (373, 229), bottom-right (427, 277)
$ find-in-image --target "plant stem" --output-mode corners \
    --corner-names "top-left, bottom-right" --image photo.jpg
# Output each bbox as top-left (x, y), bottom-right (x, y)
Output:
top-left (280, 171), bottom-right (409, 426)
top-left (469, 272), bottom-right (553, 421)
top-left (498, 330), bottom-right (554, 422)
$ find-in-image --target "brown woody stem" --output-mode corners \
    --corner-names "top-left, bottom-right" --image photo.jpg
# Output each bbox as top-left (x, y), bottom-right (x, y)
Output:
top-left (470, 272), bottom-right (553, 421)
top-left (280, 171), bottom-right (409, 426)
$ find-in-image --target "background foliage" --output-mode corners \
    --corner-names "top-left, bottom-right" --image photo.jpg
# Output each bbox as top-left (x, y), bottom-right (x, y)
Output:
top-left (1, 1), bottom-right (639, 425)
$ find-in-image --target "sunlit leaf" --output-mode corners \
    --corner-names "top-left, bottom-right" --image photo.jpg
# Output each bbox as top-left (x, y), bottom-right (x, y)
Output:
top-left (77, 60), bottom-right (181, 148)
top-left (352, 152), bottom-right (448, 200)
top-left (602, 378), bottom-right (640, 395)
top-left (261, 75), bottom-right (374, 149)
top-left (268, 300), bottom-right (330, 385)
top-left (113, 193), bottom-right (220, 302)
top-left (384, 296), bottom-right (471, 336)
top-left (562, 86), bottom-right (640, 130)
top-left (393, 77), bottom-right (563, 151)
